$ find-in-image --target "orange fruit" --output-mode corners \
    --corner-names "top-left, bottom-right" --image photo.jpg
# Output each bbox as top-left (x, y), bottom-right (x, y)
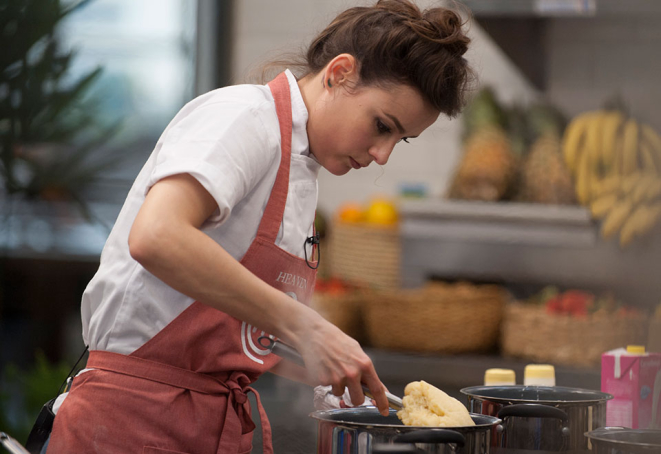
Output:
top-left (364, 199), bottom-right (398, 225)
top-left (337, 202), bottom-right (364, 223)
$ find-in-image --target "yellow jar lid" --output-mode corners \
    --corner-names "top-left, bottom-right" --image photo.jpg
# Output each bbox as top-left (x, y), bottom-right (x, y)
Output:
top-left (524, 364), bottom-right (555, 379)
top-left (626, 345), bottom-right (646, 354)
top-left (484, 368), bottom-right (516, 383)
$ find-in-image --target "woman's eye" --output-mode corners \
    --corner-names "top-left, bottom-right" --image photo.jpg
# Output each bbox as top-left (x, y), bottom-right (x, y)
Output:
top-left (376, 119), bottom-right (391, 134)
top-left (398, 137), bottom-right (410, 144)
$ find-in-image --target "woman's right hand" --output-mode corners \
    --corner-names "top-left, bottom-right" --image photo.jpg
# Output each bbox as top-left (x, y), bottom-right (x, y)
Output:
top-left (293, 313), bottom-right (389, 416)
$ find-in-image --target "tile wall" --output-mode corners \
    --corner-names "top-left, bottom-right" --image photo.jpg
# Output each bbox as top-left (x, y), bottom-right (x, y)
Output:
top-left (230, 1), bottom-right (659, 216)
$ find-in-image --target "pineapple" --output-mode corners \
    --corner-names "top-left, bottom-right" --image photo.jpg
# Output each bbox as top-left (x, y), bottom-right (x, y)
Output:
top-left (461, 87), bottom-right (508, 141)
top-left (518, 132), bottom-right (576, 205)
top-left (448, 126), bottom-right (519, 202)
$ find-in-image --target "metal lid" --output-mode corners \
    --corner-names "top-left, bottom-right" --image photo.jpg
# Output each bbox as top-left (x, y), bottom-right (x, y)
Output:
top-left (586, 427), bottom-right (661, 448)
top-left (461, 385), bottom-right (613, 404)
top-left (309, 407), bottom-right (501, 430)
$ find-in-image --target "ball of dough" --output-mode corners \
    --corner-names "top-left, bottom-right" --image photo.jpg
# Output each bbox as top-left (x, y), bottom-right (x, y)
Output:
top-left (397, 380), bottom-right (475, 427)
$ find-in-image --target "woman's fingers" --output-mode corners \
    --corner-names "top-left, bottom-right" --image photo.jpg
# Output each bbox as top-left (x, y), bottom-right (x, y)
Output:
top-left (345, 377), bottom-right (364, 408)
top-left (362, 371), bottom-right (389, 416)
top-left (342, 356), bottom-right (388, 415)
top-left (331, 383), bottom-right (345, 397)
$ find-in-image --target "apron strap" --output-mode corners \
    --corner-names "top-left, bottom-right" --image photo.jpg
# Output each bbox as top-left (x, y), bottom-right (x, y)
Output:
top-left (257, 72), bottom-right (293, 243)
top-left (217, 384), bottom-right (274, 454)
top-left (87, 351), bottom-right (274, 454)
top-left (248, 385), bottom-right (274, 454)
top-left (87, 350), bottom-right (228, 394)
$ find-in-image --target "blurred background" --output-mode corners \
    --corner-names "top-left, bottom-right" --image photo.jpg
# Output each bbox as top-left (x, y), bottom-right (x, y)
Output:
top-left (1, 0), bottom-right (661, 451)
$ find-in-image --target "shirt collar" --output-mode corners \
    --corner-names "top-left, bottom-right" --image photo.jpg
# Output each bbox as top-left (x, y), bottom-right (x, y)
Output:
top-left (284, 69), bottom-right (314, 159)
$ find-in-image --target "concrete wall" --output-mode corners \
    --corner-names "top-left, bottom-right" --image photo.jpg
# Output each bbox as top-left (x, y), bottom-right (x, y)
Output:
top-left (229, 1), bottom-right (539, 217)
top-left (546, 15), bottom-right (661, 131)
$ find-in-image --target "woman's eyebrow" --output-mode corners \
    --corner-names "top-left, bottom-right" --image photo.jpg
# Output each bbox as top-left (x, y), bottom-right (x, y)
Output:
top-left (384, 113), bottom-right (406, 134)
top-left (385, 112), bottom-right (419, 139)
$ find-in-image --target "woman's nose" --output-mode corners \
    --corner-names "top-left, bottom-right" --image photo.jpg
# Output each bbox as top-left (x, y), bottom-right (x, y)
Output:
top-left (368, 142), bottom-right (395, 165)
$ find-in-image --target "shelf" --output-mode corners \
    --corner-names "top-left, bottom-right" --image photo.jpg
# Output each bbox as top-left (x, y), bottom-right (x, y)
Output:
top-left (464, 0), bottom-right (661, 17)
top-left (464, 0), bottom-right (661, 90)
top-left (398, 199), bottom-right (661, 296)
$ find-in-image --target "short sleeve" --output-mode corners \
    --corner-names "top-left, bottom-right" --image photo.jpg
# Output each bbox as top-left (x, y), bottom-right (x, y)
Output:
top-left (147, 96), bottom-right (280, 224)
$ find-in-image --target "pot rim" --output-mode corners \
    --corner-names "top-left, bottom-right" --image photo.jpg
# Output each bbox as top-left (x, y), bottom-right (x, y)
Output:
top-left (309, 407), bottom-right (502, 430)
top-left (460, 385), bottom-right (613, 404)
top-left (585, 427), bottom-right (661, 448)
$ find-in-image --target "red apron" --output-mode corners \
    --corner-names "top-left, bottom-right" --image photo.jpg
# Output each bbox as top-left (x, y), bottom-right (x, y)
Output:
top-left (47, 72), bottom-right (317, 454)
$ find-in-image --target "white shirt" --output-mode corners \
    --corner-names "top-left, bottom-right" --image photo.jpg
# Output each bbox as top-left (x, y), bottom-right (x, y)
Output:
top-left (82, 70), bottom-right (321, 354)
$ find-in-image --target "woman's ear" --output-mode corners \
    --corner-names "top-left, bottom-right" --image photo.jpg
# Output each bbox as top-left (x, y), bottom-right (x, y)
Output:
top-left (324, 54), bottom-right (357, 89)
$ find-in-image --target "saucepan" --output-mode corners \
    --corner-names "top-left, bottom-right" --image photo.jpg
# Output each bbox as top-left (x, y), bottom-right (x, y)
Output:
top-left (585, 427), bottom-right (661, 454)
top-left (310, 407), bottom-right (501, 454)
top-left (462, 385), bottom-right (612, 452)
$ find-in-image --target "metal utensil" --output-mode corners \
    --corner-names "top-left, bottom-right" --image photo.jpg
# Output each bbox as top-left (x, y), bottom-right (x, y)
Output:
top-left (1, 432), bottom-right (31, 454)
top-left (258, 336), bottom-right (403, 410)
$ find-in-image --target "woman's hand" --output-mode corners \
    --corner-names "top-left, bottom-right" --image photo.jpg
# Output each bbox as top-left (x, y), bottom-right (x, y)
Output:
top-left (293, 316), bottom-right (389, 416)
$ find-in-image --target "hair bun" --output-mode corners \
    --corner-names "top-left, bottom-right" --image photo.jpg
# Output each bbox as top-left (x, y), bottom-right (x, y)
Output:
top-left (422, 8), bottom-right (470, 56)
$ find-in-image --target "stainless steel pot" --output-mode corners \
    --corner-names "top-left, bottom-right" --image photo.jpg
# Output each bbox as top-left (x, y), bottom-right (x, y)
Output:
top-left (585, 427), bottom-right (661, 453)
top-left (461, 385), bottom-right (613, 453)
top-left (310, 407), bottom-right (501, 454)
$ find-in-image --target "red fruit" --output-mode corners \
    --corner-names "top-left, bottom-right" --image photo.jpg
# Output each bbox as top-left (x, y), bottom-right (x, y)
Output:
top-left (546, 296), bottom-right (562, 314)
top-left (325, 277), bottom-right (348, 295)
top-left (560, 290), bottom-right (595, 316)
top-left (573, 307), bottom-right (589, 318)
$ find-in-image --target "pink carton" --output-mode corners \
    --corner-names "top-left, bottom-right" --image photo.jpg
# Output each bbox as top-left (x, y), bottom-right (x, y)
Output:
top-left (601, 348), bottom-right (661, 429)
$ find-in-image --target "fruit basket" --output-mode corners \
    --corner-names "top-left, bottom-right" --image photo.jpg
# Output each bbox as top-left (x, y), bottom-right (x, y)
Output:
top-left (327, 198), bottom-right (401, 290)
top-left (328, 222), bottom-right (400, 290)
top-left (362, 281), bottom-right (509, 353)
top-left (310, 278), bottom-right (369, 344)
top-left (501, 289), bottom-right (650, 367)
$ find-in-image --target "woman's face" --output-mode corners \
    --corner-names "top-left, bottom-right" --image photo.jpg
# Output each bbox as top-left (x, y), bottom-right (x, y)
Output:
top-left (306, 81), bottom-right (440, 176)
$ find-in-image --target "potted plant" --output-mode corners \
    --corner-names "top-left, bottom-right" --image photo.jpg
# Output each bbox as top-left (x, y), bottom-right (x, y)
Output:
top-left (1, 0), bottom-right (123, 221)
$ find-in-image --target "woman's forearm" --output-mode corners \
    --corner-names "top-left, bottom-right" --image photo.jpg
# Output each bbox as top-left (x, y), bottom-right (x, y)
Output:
top-left (128, 175), bottom-right (322, 349)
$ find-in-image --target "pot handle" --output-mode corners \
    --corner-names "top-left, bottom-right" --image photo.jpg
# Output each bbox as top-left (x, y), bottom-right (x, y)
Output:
top-left (497, 404), bottom-right (569, 422)
top-left (371, 445), bottom-right (425, 454)
top-left (393, 429), bottom-right (466, 447)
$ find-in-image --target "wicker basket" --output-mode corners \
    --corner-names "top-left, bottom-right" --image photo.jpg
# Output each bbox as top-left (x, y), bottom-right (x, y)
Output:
top-left (363, 282), bottom-right (508, 353)
top-left (501, 303), bottom-right (650, 367)
top-left (328, 222), bottom-right (400, 290)
top-left (310, 291), bottom-right (367, 343)
top-left (649, 319), bottom-right (661, 353)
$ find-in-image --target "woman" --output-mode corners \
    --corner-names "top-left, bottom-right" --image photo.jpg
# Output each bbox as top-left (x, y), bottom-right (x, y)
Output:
top-left (47, 1), bottom-right (472, 452)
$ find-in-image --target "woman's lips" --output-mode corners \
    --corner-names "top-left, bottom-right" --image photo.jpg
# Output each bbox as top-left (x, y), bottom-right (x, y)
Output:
top-left (350, 157), bottom-right (361, 169)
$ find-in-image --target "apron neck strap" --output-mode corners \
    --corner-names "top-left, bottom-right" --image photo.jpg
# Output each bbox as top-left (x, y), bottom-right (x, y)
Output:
top-left (258, 72), bottom-right (293, 243)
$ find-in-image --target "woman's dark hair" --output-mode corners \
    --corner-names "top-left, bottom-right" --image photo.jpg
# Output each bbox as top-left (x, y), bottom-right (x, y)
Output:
top-left (300, 0), bottom-right (474, 117)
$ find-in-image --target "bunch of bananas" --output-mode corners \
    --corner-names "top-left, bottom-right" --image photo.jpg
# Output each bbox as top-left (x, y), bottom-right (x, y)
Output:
top-left (562, 110), bottom-right (661, 247)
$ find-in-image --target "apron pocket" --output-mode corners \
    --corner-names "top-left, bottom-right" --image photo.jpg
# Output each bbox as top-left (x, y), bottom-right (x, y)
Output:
top-left (143, 447), bottom-right (192, 454)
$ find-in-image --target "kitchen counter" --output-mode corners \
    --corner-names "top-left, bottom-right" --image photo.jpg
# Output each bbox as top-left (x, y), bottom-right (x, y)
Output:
top-left (250, 349), bottom-right (601, 453)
